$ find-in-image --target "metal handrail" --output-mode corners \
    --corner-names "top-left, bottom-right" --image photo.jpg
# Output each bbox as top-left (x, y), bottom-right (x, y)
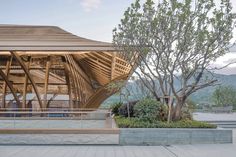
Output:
top-left (0, 110), bottom-right (110, 114)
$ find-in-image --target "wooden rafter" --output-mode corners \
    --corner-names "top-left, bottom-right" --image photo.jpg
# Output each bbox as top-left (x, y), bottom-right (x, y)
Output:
top-left (111, 52), bottom-right (116, 80)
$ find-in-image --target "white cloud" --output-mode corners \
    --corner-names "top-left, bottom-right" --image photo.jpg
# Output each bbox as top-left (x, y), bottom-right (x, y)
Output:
top-left (80, 0), bottom-right (101, 12)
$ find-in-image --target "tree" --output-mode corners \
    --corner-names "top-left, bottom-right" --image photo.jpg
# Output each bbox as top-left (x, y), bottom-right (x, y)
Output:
top-left (113, 0), bottom-right (235, 120)
top-left (212, 86), bottom-right (236, 107)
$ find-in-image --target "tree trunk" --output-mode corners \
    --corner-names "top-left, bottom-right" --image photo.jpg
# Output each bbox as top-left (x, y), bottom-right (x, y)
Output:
top-left (172, 99), bottom-right (184, 121)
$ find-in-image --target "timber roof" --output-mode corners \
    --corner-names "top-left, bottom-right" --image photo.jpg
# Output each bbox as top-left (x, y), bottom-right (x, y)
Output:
top-left (0, 25), bottom-right (114, 51)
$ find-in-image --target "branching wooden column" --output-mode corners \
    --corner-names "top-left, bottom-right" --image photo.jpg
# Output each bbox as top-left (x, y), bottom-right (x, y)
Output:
top-left (65, 55), bottom-right (79, 107)
top-left (10, 51), bottom-right (43, 109)
top-left (63, 62), bottom-right (73, 109)
top-left (0, 68), bottom-right (21, 107)
top-left (1, 56), bottom-right (12, 108)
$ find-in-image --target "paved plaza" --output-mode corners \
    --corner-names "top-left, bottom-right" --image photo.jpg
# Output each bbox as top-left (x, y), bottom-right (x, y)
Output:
top-left (0, 113), bottom-right (236, 157)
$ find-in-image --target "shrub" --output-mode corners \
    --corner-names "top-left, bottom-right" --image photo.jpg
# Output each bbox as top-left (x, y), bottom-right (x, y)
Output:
top-left (179, 99), bottom-right (195, 120)
top-left (180, 106), bottom-right (193, 120)
top-left (118, 101), bottom-right (138, 117)
top-left (110, 102), bottom-right (122, 116)
top-left (133, 98), bottom-right (167, 122)
top-left (115, 116), bottom-right (216, 128)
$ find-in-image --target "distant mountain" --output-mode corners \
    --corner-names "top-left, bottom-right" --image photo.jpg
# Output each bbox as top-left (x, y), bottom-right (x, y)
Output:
top-left (101, 73), bottom-right (236, 107)
top-left (190, 73), bottom-right (236, 104)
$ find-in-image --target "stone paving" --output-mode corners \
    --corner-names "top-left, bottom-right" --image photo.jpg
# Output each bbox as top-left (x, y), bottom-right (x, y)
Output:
top-left (0, 142), bottom-right (235, 157)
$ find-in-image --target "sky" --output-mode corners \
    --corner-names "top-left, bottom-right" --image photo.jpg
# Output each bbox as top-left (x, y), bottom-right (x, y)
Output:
top-left (0, 0), bottom-right (236, 74)
top-left (0, 0), bottom-right (133, 42)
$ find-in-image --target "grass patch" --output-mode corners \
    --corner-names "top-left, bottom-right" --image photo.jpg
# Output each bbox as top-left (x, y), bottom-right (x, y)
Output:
top-left (114, 116), bottom-right (217, 128)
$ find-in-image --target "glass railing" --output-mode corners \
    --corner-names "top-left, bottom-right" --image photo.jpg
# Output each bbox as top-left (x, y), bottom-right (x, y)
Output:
top-left (0, 109), bottom-right (113, 129)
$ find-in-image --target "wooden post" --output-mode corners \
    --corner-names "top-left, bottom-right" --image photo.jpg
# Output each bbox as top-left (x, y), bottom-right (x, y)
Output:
top-left (22, 56), bottom-right (30, 109)
top-left (43, 56), bottom-right (51, 109)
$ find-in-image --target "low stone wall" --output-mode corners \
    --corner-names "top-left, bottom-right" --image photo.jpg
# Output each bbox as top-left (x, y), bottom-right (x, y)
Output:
top-left (0, 134), bottom-right (119, 145)
top-left (119, 128), bottom-right (232, 145)
top-left (0, 129), bottom-right (119, 145)
top-left (0, 128), bottom-right (232, 145)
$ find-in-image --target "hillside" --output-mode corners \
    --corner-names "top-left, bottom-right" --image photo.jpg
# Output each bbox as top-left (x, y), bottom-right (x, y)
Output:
top-left (101, 73), bottom-right (236, 107)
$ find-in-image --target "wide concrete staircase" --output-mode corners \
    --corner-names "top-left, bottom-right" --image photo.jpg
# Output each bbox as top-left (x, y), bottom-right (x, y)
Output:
top-left (205, 121), bottom-right (236, 128)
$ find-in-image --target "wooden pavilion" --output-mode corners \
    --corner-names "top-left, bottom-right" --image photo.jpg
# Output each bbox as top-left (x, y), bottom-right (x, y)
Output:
top-left (0, 25), bottom-right (135, 110)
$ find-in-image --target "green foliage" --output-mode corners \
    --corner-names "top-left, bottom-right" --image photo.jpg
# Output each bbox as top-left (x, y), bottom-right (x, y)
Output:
top-left (133, 98), bottom-right (167, 121)
top-left (118, 101), bottom-right (138, 117)
top-left (212, 86), bottom-right (236, 108)
top-left (115, 116), bottom-right (216, 128)
top-left (110, 102), bottom-right (122, 116)
top-left (113, 0), bottom-right (236, 120)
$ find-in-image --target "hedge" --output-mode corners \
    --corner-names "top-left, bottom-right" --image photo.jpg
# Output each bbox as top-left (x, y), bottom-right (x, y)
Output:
top-left (115, 116), bottom-right (216, 128)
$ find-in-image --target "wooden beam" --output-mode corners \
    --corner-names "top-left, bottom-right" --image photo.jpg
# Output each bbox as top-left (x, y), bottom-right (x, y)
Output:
top-left (1, 56), bottom-right (12, 108)
top-left (0, 69), bottom-right (21, 107)
top-left (10, 51), bottom-right (43, 109)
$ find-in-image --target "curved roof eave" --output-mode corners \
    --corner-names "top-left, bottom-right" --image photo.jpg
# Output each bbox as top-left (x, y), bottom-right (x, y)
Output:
top-left (0, 25), bottom-right (116, 51)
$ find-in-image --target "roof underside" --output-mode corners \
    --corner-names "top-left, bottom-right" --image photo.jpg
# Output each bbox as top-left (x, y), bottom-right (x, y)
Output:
top-left (0, 25), bottom-right (114, 51)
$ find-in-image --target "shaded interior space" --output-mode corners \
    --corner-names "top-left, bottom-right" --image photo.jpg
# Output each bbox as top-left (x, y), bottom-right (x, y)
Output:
top-left (0, 25), bottom-right (136, 111)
